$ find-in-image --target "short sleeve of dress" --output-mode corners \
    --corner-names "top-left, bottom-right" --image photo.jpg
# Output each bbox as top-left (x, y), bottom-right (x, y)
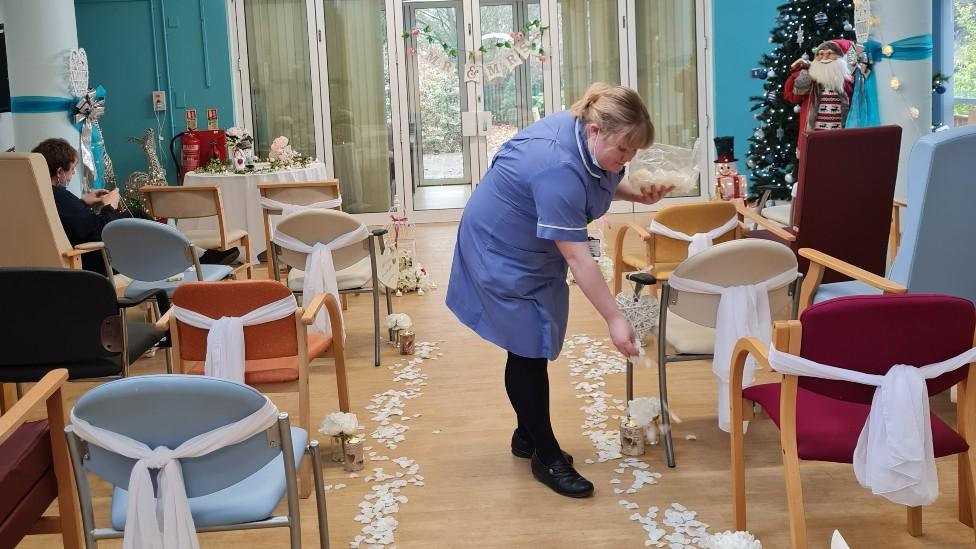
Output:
top-left (531, 162), bottom-right (588, 242)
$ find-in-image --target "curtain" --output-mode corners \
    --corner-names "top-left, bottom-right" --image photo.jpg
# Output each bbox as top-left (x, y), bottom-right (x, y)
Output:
top-left (635, 0), bottom-right (698, 147)
top-left (558, 0), bottom-right (621, 108)
top-left (635, 0), bottom-right (699, 195)
top-left (244, 0), bottom-right (315, 158)
top-left (323, 0), bottom-right (392, 214)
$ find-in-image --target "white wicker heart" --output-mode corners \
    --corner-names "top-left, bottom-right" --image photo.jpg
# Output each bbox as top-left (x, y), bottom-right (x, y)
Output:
top-left (615, 292), bottom-right (659, 341)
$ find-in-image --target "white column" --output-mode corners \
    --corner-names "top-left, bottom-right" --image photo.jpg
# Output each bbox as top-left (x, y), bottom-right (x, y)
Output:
top-left (6, 0), bottom-right (82, 194)
top-left (871, 0), bottom-right (931, 199)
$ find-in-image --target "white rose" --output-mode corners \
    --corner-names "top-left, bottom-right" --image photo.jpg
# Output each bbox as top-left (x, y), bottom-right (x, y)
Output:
top-left (627, 397), bottom-right (661, 428)
top-left (318, 411), bottom-right (359, 437)
top-left (385, 314), bottom-right (401, 329)
top-left (396, 314), bottom-right (413, 330)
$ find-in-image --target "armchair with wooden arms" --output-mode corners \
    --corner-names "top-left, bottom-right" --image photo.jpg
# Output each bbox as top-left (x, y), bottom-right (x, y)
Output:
top-left (612, 200), bottom-right (744, 295)
top-left (0, 369), bottom-right (82, 548)
top-left (794, 124), bottom-right (976, 313)
top-left (738, 125), bottom-right (902, 285)
top-left (140, 184), bottom-right (253, 279)
top-left (730, 294), bottom-right (976, 547)
top-left (257, 179), bottom-right (342, 280)
top-left (163, 279), bottom-right (349, 499)
top-left (0, 153), bottom-right (111, 273)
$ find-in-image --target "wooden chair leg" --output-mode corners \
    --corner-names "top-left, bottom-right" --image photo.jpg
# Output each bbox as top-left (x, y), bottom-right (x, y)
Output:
top-left (1, 383), bottom-right (16, 413)
top-left (299, 386), bottom-right (312, 500)
top-left (907, 506), bottom-right (923, 537)
top-left (782, 448), bottom-right (808, 549)
top-left (965, 446), bottom-right (976, 542)
top-left (242, 236), bottom-right (253, 280)
top-left (962, 449), bottom-right (974, 527)
top-left (341, 294), bottom-right (349, 311)
top-left (731, 398), bottom-right (748, 531)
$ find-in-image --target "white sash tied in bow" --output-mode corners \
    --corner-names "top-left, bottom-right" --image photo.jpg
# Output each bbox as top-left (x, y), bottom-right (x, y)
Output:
top-left (272, 225), bottom-right (370, 335)
top-left (649, 216), bottom-right (738, 257)
top-left (768, 347), bottom-right (976, 506)
top-left (668, 268), bottom-right (798, 432)
top-left (69, 397), bottom-right (280, 549)
top-left (172, 295), bottom-right (298, 384)
top-left (260, 196), bottom-right (343, 239)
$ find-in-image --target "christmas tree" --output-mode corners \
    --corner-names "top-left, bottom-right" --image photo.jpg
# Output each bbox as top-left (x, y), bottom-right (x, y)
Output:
top-left (747, 1), bottom-right (855, 200)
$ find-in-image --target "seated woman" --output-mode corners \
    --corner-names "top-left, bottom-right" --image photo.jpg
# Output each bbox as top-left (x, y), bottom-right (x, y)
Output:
top-left (33, 138), bottom-right (238, 275)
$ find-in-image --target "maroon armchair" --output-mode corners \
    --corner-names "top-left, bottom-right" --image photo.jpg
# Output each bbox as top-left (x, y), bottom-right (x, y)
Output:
top-left (729, 294), bottom-right (976, 547)
top-left (737, 125), bottom-right (902, 284)
top-left (0, 370), bottom-right (81, 548)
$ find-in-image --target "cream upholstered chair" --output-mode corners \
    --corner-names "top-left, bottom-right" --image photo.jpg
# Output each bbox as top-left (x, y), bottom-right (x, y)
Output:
top-left (653, 238), bottom-right (801, 467)
top-left (140, 184), bottom-right (252, 279)
top-left (258, 180), bottom-right (342, 278)
top-left (612, 200), bottom-right (743, 295)
top-left (273, 209), bottom-right (391, 367)
top-left (0, 153), bottom-right (111, 273)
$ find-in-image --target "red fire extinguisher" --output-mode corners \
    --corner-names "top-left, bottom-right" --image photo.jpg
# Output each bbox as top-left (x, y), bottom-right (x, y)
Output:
top-left (170, 131), bottom-right (202, 183)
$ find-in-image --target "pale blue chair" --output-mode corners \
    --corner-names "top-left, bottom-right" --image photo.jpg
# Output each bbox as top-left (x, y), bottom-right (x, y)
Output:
top-left (797, 125), bottom-right (976, 311)
top-left (64, 375), bottom-right (329, 548)
top-left (102, 218), bottom-right (234, 299)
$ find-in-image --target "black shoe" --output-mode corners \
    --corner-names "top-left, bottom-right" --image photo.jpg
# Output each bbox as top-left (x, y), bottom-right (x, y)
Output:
top-left (530, 453), bottom-right (594, 498)
top-left (199, 248), bottom-right (240, 266)
top-left (511, 430), bottom-right (574, 464)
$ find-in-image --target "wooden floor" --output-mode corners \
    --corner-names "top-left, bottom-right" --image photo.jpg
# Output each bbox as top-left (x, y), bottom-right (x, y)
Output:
top-left (19, 213), bottom-right (976, 548)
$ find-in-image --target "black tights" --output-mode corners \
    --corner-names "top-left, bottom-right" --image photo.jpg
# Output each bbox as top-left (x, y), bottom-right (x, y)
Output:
top-left (504, 351), bottom-right (562, 464)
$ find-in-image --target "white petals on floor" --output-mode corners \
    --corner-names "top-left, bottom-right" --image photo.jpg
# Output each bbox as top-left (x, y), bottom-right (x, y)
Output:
top-left (335, 341), bottom-right (441, 549)
top-left (563, 335), bottom-right (716, 549)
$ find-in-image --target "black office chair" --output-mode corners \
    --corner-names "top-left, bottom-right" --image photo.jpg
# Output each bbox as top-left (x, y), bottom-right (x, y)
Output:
top-left (0, 268), bottom-right (168, 389)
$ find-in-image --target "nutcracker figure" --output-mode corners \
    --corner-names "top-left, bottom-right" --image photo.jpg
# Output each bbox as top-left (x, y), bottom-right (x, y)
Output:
top-left (713, 136), bottom-right (747, 201)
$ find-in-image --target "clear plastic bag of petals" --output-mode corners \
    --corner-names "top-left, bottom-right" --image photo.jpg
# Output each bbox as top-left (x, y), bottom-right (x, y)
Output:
top-left (625, 139), bottom-right (701, 195)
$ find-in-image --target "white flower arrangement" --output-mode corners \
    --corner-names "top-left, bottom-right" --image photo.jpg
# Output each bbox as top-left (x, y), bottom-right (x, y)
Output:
top-left (385, 313), bottom-right (413, 331)
top-left (628, 397), bottom-right (662, 444)
top-left (706, 531), bottom-right (763, 549)
top-left (397, 260), bottom-right (431, 293)
top-left (268, 135), bottom-right (313, 169)
top-left (318, 411), bottom-right (359, 441)
top-left (225, 126), bottom-right (253, 147)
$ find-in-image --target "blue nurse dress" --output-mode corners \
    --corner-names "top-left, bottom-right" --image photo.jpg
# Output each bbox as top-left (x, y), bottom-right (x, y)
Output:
top-left (446, 111), bottom-right (625, 360)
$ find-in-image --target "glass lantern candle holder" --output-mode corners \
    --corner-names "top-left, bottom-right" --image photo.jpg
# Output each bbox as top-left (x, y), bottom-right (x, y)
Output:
top-left (399, 331), bottom-right (416, 355)
top-left (343, 436), bottom-right (365, 472)
top-left (620, 418), bottom-right (646, 456)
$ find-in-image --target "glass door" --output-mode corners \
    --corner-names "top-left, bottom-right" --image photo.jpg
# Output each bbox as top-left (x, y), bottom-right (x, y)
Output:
top-left (402, 1), bottom-right (472, 213)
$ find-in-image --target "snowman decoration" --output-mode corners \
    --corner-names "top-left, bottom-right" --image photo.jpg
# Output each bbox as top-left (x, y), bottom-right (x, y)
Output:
top-left (713, 136), bottom-right (747, 201)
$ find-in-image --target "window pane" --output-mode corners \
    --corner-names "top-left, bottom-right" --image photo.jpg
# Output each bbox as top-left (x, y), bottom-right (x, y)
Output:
top-left (634, 0), bottom-right (700, 196)
top-left (954, 0), bottom-right (976, 125)
top-left (244, 0), bottom-right (315, 158)
top-left (324, 0), bottom-right (394, 213)
top-left (557, 0), bottom-right (621, 109)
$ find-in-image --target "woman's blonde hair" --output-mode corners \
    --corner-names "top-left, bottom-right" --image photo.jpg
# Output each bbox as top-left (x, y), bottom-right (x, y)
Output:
top-left (569, 83), bottom-right (654, 149)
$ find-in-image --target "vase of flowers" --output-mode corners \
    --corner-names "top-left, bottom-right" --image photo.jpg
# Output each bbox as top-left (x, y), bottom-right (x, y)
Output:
top-left (318, 411), bottom-right (360, 465)
top-left (628, 397), bottom-right (662, 446)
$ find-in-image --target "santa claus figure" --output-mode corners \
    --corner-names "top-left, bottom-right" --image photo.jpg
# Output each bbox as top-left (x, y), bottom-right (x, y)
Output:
top-left (785, 39), bottom-right (856, 154)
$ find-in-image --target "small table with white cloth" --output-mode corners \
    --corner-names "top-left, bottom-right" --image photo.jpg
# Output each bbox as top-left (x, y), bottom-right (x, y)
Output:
top-left (180, 162), bottom-right (328, 263)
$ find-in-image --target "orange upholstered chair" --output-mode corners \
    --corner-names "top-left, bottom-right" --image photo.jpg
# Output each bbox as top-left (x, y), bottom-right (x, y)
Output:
top-left (163, 280), bottom-right (348, 498)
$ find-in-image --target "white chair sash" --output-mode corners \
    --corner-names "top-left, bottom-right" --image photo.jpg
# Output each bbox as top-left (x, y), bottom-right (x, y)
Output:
top-left (260, 196), bottom-right (343, 239)
top-left (667, 268), bottom-right (798, 432)
top-left (272, 225), bottom-right (370, 335)
top-left (649, 216), bottom-right (738, 257)
top-left (69, 397), bottom-right (280, 549)
top-left (172, 295), bottom-right (298, 384)
top-left (768, 346), bottom-right (976, 507)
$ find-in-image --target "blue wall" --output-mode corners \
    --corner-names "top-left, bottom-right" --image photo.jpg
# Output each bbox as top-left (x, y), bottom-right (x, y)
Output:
top-left (75, 0), bottom-right (235, 185)
top-left (712, 0), bottom-right (780, 175)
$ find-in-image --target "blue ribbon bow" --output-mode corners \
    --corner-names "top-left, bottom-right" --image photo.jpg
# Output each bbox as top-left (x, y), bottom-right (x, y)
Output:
top-left (10, 85), bottom-right (108, 190)
top-left (848, 34), bottom-right (933, 129)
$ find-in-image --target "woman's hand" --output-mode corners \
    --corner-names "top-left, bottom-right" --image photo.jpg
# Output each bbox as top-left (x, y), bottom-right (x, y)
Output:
top-left (102, 188), bottom-right (120, 209)
top-left (82, 189), bottom-right (108, 207)
top-left (609, 314), bottom-right (639, 358)
top-left (635, 184), bottom-right (674, 205)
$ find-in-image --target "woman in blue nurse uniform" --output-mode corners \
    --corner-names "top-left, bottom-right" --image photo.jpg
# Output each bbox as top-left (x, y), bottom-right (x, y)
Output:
top-left (447, 83), bottom-right (672, 497)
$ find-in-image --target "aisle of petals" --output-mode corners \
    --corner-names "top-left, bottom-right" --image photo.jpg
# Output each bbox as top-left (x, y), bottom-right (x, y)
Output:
top-left (564, 335), bottom-right (712, 548)
top-left (340, 341), bottom-right (442, 549)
